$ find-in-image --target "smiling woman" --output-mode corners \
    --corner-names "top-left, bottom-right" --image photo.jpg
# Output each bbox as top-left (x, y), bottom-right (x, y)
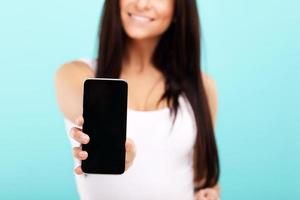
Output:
top-left (120, 0), bottom-right (174, 39)
top-left (55, 0), bottom-right (220, 199)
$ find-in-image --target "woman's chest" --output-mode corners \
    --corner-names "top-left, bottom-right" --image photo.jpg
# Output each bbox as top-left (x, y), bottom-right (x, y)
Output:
top-left (126, 108), bottom-right (197, 164)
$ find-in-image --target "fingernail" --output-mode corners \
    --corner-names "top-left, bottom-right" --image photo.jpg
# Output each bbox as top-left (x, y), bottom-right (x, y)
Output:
top-left (80, 151), bottom-right (87, 158)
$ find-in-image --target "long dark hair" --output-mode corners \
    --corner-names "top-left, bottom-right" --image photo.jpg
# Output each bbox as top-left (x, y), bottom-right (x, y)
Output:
top-left (95, 0), bottom-right (219, 189)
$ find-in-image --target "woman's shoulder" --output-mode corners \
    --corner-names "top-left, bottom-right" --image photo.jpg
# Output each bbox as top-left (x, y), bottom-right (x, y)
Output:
top-left (56, 58), bottom-right (96, 77)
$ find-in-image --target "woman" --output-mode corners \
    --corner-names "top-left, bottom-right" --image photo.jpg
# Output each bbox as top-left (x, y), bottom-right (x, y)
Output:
top-left (55, 0), bottom-right (220, 199)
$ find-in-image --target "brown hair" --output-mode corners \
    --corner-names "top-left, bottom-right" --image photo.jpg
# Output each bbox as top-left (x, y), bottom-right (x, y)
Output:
top-left (95, 0), bottom-right (220, 190)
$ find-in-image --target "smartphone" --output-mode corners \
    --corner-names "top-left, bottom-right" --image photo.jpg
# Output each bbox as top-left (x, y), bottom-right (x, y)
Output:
top-left (81, 78), bottom-right (128, 174)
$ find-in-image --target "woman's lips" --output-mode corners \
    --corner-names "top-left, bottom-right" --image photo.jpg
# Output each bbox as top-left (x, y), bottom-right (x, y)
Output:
top-left (128, 12), bottom-right (155, 23)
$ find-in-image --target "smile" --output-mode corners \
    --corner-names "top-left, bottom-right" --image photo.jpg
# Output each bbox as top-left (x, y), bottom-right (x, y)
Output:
top-left (128, 13), bottom-right (154, 22)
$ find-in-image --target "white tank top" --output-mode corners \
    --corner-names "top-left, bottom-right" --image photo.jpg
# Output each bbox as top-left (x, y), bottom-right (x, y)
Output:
top-left (63, 58), bottom-right (197, 200)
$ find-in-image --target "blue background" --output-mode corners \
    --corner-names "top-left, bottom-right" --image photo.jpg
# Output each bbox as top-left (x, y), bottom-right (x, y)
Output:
top-left (0, 0), bottom-right (299, 199)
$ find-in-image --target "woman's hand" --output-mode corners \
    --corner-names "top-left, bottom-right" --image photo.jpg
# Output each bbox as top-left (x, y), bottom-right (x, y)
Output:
top-left (70, 115), bottom-right (136, 175)
top-left (194, 188), bottom-right (220, 200)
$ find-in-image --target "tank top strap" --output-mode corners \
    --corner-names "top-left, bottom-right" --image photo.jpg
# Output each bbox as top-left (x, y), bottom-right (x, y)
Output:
top-left (77, 58), bottom-right (97, 70)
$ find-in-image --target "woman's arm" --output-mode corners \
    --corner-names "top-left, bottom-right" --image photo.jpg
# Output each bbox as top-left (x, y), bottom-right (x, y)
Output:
top-left (54, 61), bottom-right (137, 174)
top-left (202, 72), bottom-right (218, 127)
top-left (54, 61), bottom-right (94, 123)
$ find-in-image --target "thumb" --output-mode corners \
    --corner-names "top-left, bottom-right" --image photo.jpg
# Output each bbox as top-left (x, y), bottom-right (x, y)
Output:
top-left (75, 115), bottom-right (84, 127)
top-left (126, 138), bottom-right (136, 153)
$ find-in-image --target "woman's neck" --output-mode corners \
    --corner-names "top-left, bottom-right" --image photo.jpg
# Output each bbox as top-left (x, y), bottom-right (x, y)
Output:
top-left (123, 37), bottom-right (160, 73)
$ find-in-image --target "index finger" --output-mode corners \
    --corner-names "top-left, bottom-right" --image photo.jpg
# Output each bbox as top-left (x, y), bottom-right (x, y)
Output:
top-left (70, 127), bottom-right (90, 144)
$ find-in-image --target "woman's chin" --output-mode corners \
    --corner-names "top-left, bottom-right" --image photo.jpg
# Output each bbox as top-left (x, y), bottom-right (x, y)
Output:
top-left (126, 33), bottom-right (159, 41)
top-left (124, 29), bottom-right (159, 41)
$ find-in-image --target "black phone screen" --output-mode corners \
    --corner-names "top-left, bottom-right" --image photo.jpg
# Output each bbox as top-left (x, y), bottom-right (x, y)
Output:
top-left (81, 78), bottom-right (128, 174)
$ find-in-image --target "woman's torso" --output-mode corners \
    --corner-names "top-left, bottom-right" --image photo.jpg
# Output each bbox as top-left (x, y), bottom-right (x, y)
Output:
top-left (63, 58), bottom-right (197, 200)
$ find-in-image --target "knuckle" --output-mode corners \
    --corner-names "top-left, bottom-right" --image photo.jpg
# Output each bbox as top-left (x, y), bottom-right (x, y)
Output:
top-left (72, 148), bottom-right (77, 157)
top-left (74, 166), bottom-right (82, 175)
top-left (70, 127), bottom-right (80, 139)
top-left (73, 147), bottom-right (80, 158)
top-left (70, 127), bottom-right (76, 137)
top-left (74, 167), bottom-right (81, 174)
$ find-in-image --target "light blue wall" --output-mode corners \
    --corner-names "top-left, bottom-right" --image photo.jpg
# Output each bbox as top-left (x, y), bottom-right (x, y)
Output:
top-left (0, 0), bottom-right (299, 199)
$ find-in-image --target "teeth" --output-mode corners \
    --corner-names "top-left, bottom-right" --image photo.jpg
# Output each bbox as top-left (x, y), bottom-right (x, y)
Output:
top-left (130, 14), bottom-right (152, 22)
